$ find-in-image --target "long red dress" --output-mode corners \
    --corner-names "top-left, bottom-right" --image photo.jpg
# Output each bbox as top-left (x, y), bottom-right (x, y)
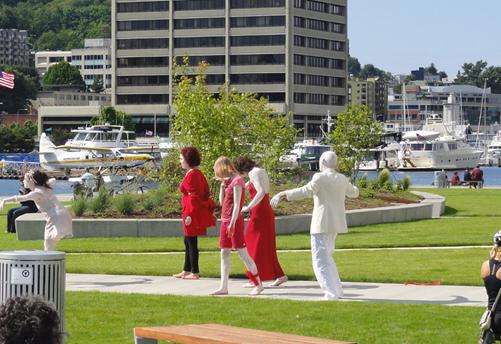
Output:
top-left (180, 168), bottom-right (216, 236)
top-left (245, 182), bottom-right (285, 281)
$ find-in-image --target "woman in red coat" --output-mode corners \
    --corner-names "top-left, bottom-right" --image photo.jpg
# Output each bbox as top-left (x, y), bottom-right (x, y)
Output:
top-left (173, 147), bottom-right (215, 280)
top-left (234, 157), bottom-right (287, 287)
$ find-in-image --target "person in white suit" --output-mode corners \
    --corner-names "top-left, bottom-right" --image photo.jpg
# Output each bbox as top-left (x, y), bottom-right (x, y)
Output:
top-left (271, 151), bottom-right (359, 300)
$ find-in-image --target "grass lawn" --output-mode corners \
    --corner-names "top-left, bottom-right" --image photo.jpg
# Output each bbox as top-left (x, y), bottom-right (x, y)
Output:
top-left (67, 247), bottom-right (488, 286)
top-left (66, 291), bottom-right (482, 344)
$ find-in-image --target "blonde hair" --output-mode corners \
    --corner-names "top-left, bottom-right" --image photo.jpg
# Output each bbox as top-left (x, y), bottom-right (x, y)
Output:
top-left (214, 156), bottom-right (235, 179)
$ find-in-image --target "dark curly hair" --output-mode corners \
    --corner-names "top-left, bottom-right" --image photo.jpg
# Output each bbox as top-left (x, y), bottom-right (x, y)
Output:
top-left (0, 296), bottom-right (62, 344)
top-left (30, 170), bottom-right (52, 189)
top-left (181, 147), bottom-right (201, 168)
top-left (234, 156), bottom-right (256, 174)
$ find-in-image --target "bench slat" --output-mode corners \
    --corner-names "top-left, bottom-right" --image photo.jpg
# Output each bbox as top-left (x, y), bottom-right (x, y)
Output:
top-left (134, 324), bottom-right (355, 344)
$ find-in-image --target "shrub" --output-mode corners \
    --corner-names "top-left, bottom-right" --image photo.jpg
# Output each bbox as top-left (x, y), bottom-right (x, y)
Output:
top-left (402, 176), bottom-right (411, 191)
top-left (90, 187), bottom-right (111, 214)
top-left (72, 197), bottom-right (87, 217)
top-left (141, 186), bottom-right (169, 212)
top-left (382, 180), bottom-right (395, 192)
top-left (114, 193), bottom-right (136, 215)
top-left (377, 168), bottom-right (391, 186)
top-left (357, 176), bottom-right (368, 189)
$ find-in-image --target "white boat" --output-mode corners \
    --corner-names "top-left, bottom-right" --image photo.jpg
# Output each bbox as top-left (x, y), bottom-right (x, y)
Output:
top-left (487, 131), bottom-right (501, 166)
top-left (280, 140), bottom-right (331, 168)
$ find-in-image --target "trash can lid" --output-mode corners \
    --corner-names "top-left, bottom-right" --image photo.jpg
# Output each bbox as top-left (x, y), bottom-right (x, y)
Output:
top-left (0, 250), bottom-right (65, 261)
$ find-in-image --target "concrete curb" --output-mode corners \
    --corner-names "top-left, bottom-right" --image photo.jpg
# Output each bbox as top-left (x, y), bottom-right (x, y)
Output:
top-left (15, 192), bottom-right (445, 241)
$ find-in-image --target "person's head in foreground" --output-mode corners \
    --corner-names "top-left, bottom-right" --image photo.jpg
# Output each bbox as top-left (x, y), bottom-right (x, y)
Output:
top-left (491, 231), bottom-right (501, 259)
top-left (0, 296), bottom-right (62, 344)
top-left (233, 156), bottom-right (256, 177)
top-left (319, 151), bottom-right (337, 172)
top-left (213, 156), bottom-right (236, 181)
top-left (23, 170), bottom-right (52, 190)
top-left (180, 147), bottom-right (201, 170)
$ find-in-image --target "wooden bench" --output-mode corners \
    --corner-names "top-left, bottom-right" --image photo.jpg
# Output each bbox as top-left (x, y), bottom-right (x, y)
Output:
top-left (134, 324), bottom-right (356, 344)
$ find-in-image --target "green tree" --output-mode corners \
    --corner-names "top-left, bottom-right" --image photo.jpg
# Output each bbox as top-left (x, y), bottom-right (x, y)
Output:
top-left (91, 77), bottom-right (104, 93)
top-left (425, 63), bottom-right (438, 75)
top-left (455, 60), bottom-right (501, 92)
top-left (91, 106), bottom-right (135, 131)
top-left (0, 121), bottom-right (37, 153)
top-left (49, 127), bottom-right (73, 146)
top-left (43, 61), bottom-right (85, 90)
top-left (348, 56), bottom-right (361, 77)
top-left (329, 105), bottom-right (383, 178)
top-left (172, 61), bottom-right (296, 180)
top-left (0, 66), bottom-right (39, 114)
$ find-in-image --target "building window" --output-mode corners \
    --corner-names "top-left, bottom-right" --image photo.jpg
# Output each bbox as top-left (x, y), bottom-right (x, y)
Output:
top-left (255, 93), bottom-right (285, 102)
top-left (117, 56), bottom-right (169, 68)
top-left (294, 73), bottom-right (344, 87)
top-left (294, 54), bottom-right (344, 69)
top-left (117, 75), bottom-right (169, 86)
top-left (117, 1), bottom-right (169, 13)
top-left (230, 54), bottom-right (285, 65)
top-left (174, 0), bottom-right (225, 11)
top-left (230, 35), bottom-right (285, 46)
top-left (205, 74), bottom-right (226, 84)
top-left (294, 92), bottom-right (345, 105)
top-left (230, 16), bottom-right (285, 28)
top-left (230, 0), bottom-right (285, 8)
top-left (117, 38), bottom-right (168, 49)
top-left (174, 18), bottom-right (225, 30)
top-left (294, 35), bottom-right (344, 51)
top-left (49, 56), bottom-right (64, 63)
top-left (116, 94), bottom-right (169, 104)
top-left (84, 65), bottom-right (104, 70)
top-left (294, 0), bottom-right (345, 16)
top-left (175, 55), bottom-right (225, 66)
top-left (230, 73), bottom-right (285, 84)
top-left (294, 16), bottom-right (345, 33)
top-left (174, 37), bottom-right (224, 48)
top-left (117, 20), bottom-right (169, 31)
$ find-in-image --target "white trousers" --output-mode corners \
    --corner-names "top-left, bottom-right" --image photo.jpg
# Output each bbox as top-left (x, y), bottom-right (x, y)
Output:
top-left (311, 233), bottom-right (343, 300)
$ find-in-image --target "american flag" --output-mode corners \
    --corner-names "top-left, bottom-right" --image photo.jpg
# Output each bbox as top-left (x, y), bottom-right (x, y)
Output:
top-left (0, 70), bottom-right (15, 89)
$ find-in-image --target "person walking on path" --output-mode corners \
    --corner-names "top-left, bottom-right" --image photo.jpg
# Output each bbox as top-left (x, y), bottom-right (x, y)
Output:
top-left (0, 170), bottom-right (72, 251)
top-left (480, 231), bottom-right (501, 343)
top-left (6, 175), bottom-right (38, 233)
top-left (211, 157), bottom-right (263, 296)
top-left (271, 151), bottom-right (359, 300)
top-left (173, 147), bottom-right (216, 280)
top-left (234, 156), bottom-right (287, 287)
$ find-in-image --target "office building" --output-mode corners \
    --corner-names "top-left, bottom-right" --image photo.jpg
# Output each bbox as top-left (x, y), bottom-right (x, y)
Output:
top-left (348, 77), bottom-right (387, 120)
top-left (0, 29), bottom-right (30, 67)
top-left (112, 0), bottom-right (348, 137)
top-left (35, 51), bottom-right (73, 75)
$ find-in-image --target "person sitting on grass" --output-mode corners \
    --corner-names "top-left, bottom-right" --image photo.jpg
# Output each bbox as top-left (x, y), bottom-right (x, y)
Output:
top-left (0, 296), bottom-right (62, 344)
top-left (450, 171), bottom-right (460, 186)
top-left (480, 231), bottom-right (501, 343)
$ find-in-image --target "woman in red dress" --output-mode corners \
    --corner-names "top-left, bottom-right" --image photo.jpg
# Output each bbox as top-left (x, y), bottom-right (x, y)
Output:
top-left (234, 157), bottom-right (287, 287)
top-left (173, 147), bottom-right (215, 280)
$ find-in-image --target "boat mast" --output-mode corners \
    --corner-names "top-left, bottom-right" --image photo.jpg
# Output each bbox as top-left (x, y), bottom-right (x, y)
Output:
top-left (403, 83), bottom-right (407, 132)
top-left (476, 79), bottom-right (488, 148)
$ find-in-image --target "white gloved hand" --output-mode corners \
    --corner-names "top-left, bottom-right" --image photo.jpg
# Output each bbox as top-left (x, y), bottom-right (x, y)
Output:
top-left (184, 216), bottom-right (192, 226)
top-left (241, 206), bottom-right (250, 213)
top-left (270, 193), bottom-right (284, 208)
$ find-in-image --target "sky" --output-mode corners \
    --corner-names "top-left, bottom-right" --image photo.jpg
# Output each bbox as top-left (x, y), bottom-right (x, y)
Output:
top-left (348, 0), bottom-right (501, 77)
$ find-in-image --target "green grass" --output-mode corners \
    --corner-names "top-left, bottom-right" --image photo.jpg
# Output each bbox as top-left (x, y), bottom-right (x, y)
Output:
top-left (67, 247), bottom-right (488, 286)
top-left (66, 291), bottom-right (482, 344)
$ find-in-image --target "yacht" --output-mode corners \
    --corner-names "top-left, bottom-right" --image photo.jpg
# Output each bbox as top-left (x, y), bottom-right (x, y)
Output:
top-left (487, 131), bottom-right (501, 166)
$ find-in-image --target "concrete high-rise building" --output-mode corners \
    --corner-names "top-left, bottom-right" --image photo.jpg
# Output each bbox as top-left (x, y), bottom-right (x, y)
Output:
top-left (0, 29), bottom-right (30, 67)
top-left (348, 77), bottom-right (387, 120)
top-left (111, 0), bottom-right (348, 137)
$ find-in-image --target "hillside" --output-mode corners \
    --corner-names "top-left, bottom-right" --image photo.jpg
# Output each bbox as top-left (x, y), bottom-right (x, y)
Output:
top-left (0, 0), bottom-right (110, 50)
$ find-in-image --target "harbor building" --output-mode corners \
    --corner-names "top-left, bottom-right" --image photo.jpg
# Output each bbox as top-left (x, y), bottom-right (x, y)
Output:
top-left (0, 29), bottom-right (31, 68)
top-left (348, 77), bottom-right (387, 120)
top-left (111, 0), bottom-right (348, 137)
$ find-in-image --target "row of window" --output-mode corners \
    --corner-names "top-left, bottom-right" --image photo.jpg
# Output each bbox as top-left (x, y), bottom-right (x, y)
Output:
top-left (84, 55), bottom-right (106, 61)
top-left (84, 65), bottom-right (106, 70)
top-left (172, 35), bottom-right (286, 48)
top-left (231, 54), bottom-right (284, 65)
top-left (294, 93), bottom-right (345, 106)
top-left (117, 0), bottom-right (285, 13)
top-left (117, 1), bottom-right (168, 13)
top-left (294, 35), bottom-right (344, 51)
top-left (174, 36), bottom-right (224, 48)
top-left (117, 39), bottom-right (168, 50)
top-left (116, 94), bottom-right (169, 105)
top-left (175, 18), bottom-right (224, 30)
top-left (294, 0), bottom-right (345, 16)
top-left (117, 56), bottom-right (169, 68)
top-left (176, 55), bottom-right (226, 66)
top-left (294, 73), bottom-right (344, 87)
top-left (294, 54), bottom-right (344, 69)
top-left (230, 73), bottom-right (285, 84)
top-left (117, 20), bottom-right (169, 31)
top-left (117, 75), bottom-right (169, 86)
top-left (294, 16), bottom-right (344, 33)
top-left (230, 16), bottom-right (285, 28)
top-left (231, 35), bottom-right (285, 46)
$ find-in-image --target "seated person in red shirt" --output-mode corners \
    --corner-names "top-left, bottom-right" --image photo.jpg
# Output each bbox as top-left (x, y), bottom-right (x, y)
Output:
top-left (450, 171), bottom-right (460, 186)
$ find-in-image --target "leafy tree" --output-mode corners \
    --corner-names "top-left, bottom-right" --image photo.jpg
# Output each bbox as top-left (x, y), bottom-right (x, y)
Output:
top-left (329, 105), bottom-right (383, 178)
top-left (172, 61), bottom-right (297, 180)
top-left (90, 106), bottom-right (135, 131)
top-left (48, 127), bottom-right (73, 146)
top-left (455, 60), bottom-right (501, 93)
top-left (0, 66), bottom-right (39, 114)
top-left (359, 64), bottom-right (391, 81)
top-left (43, 61), bottom-right (85, 90)
top-left (348, 56), bottom-right (361, 77)
top-left (425, 63), bottom-right (438, 76)
top-left (0, 121), bottom-right (37, 152)
top-left (91, 77), bottom-right (104, 93)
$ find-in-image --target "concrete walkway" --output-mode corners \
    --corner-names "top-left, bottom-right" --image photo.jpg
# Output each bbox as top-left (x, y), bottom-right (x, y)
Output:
top-left (66, 273), bottom-right (486, 307)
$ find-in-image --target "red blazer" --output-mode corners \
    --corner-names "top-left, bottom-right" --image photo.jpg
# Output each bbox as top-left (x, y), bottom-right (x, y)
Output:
top-left (179, 168), bottom-right (216, 236)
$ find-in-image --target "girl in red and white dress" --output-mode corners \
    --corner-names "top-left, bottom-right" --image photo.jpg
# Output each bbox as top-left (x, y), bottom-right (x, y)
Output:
top-left (211, 157), bottom-right (263, 296)
top-left (234, 157), bottom-right (287, 287)
top-left (173, 147), bottom-right (216, 280)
